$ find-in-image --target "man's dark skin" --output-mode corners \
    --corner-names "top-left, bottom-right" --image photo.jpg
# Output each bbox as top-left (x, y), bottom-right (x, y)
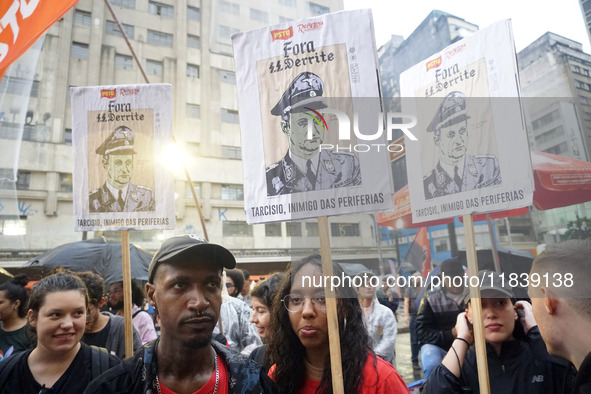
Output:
top-left (146, 259), bottom-right (222, 393)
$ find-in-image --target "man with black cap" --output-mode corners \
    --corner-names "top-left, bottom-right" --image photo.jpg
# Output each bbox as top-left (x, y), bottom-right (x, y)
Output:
top-left (423, 91), bottom-right (501, 200)
top-left (89, 125), bottom-right (154, 212)
top-left (265, 71), bottom-right (361, 195)
top-left (84, 234), bottom-right (278, 394)
top-left (416, 258), bottom-right (466, 379)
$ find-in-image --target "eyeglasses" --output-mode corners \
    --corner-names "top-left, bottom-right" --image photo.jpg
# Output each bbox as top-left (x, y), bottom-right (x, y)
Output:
top-left (225, 283), bottom-right (235, 289)
top-left (282, 294), bottom-right (326, 313)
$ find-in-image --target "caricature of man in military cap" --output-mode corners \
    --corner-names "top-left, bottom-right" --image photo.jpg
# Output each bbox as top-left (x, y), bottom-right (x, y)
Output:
top-left (265, 71), bottom-right (361, 196)
top-left (423, 91), bottom-right (501, 200)
top-left (89, 125), bottom-right (155, 212)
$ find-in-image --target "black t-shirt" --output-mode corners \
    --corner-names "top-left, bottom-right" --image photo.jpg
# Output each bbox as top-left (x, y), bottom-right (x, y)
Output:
top-left (0, 325), bottom-right (33, 359)
top-left (0, 343), bottom-right (119, 393)
top-left (82, 318), bottom-right (111, 348)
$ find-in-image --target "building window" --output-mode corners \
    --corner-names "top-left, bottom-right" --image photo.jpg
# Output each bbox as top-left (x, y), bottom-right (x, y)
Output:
top-left (434, 238), bottom-right (449, 252)
top-left (223, 221), bottom-right (252, 236)
top-left (577, 80), bottom-right (586, 89)
top-left (221, 185), bottom-right (243, 200)
top-left (74, 10), bottom-right (91, 26)
top-left (574, 65), bottom-right (582, 73)
top-left (535, 125), bottom-right (564, 145)
top-left (0, 216), bottom-right (27, 235)
top-left (582, 96), bottom-right (590, 105)
top-left (105, 20), bottom-right (134, 38)
top-left (544, 142), bottom-right (568, 155)
top-left (0, 78), bottom-right (39, 97)
top-left (186, 103), bottom-right (200, 118)
top-left (64, 128), bottom-right (72, 145)
top-left (185, 182), bottom-right (201, 198)
top-left (220, 70), bottom-right (236, 84)
top-left (331, 223), bottom-right (360, 237)
top-left (149, 1), bottom-right (174, 17)
top-left (220, 1), bottom-right (240, 15)
top-left (250, 8), bottom-right (269, 23)
top-left (115, 54), bottom-right (133, 70)
top-left (71, 42), bottom-right (89, 59)
top-left (221, 145), bottom-right (242, 160)
top-left (279, 0), bottom-right (296, 6)
top-left (188, 6), bottom-right (200, 20)
top-left (110, 0), bottom-right (135, 8)
top-left (59, 173), bottom-right (73, 192)
top-left (219, 25), bottom-right (239, 40)
top-left (286, 222), bottom-right (302, 236)
top-left (187, 63), bottom-right (200, 78)
top-left (221, 109), bottom-right (239, 123)
top-left (585, 69), bottom-right (590, 76)
top-left (147, 29), bottom-right (173, 47)
top-left (187, 34), bottom-right (201, 49)
top-left (531, 109), bottom-right (560, 130)
top-left (0, 170), bottom-right (32, 190)
top-left (265, 223), bottom-right (282, 237)
top-left (309, 2), bottom-right (329, 15)
top-left (146, 59), bottom-right (163, 75)
top-left (306, 222), bottom-right (319, 237)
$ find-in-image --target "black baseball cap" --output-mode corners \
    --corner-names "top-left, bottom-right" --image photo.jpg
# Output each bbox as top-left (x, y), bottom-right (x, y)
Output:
top-left (148, 235), bottom-right (236, 283)
top-left (463, 270), bottom-right (515, 304)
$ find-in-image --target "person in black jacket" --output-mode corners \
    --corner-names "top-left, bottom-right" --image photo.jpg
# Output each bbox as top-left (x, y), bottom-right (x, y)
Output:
top-left (528, 240), bottom-right (591, 394)
top-left (421, 270), bottom-right (576, 393)
top-left (84, 235), bottom-right (278, 394)
top-left (416, 258), bottom-right (466, 378)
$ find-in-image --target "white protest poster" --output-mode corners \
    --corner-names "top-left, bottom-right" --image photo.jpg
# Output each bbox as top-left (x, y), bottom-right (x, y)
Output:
top-left (401, 20), bottom-right (534, 224)
top-left (232, 9), bottom-right (394, 224)
top-left (71, 84), bottom-right (175, 231)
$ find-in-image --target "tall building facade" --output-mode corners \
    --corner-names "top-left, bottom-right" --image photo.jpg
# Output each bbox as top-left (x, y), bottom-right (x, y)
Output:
top-left (579, 0), bottom-right (591, 47)
top-left (0, 0), bottom-right (398, 271)
top-left (518, 32), bottom-right (591, 237)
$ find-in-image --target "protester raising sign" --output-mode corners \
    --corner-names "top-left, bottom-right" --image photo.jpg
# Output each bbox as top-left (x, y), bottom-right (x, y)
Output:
top-left (401, 20), bottom-right (534, 224)
top-left (71, 84), bottom-right (175, 232)
top-left (232, 9), bottom-right (394, 224)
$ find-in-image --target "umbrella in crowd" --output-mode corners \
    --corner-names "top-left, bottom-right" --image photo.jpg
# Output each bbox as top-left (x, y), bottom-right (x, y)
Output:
top-left (21, 236), bottom-right (153, 284)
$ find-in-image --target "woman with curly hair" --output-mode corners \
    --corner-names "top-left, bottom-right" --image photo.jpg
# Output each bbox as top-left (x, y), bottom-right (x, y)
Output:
top-left (267, 255), bottom-right (408, 394)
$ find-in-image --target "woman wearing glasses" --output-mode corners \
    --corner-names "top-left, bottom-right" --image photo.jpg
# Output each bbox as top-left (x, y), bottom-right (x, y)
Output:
top-left (267, 255), bottom-right (409, 394)
top-left (0, 272), bottom-right (119, 393)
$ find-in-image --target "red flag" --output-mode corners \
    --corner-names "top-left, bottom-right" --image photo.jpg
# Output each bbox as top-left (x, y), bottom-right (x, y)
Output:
top-left (405, 227), bottom-right (431, 278)
top-left (0, 0), bottom-right (79, 79)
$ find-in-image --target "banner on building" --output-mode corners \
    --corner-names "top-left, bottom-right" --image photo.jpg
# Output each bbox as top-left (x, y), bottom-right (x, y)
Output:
top-left (232, 9), bottom-right (393, 224)
top-left (71, 84), bottom-right (175, 231)
top-left (401, 20), bottom-right (534, 223)
top-left (0, 0), bottom-right (79, 79)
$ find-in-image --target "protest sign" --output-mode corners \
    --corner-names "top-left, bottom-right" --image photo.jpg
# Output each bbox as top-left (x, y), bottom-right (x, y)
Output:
top-left (232, 9), bottom-right (393, 224)
top-left (400, 20), bottom-right (534, 224)
top-left (71, 84), bottom-right (175, 231)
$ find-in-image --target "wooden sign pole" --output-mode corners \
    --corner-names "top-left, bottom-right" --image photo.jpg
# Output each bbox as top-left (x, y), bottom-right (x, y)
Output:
top-left (317, 216), bottom-right (344, 393)
top-left (121, 230), bottom-right (134, 359)
top-left (463, 214), bottom-right (490, 394)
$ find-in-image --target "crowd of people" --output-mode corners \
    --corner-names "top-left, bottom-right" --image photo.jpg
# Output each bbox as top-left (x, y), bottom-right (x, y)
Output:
top-left (0, 236), bottom-right (588, 393)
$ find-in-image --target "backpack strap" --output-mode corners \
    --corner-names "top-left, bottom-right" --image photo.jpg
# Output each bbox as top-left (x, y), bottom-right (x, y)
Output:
top-left (0, 351), bottom-right (28, 389)
top-left (132, 309), bottom-right (148, 318)
top-left (90, 345), bottom-right (110, 380)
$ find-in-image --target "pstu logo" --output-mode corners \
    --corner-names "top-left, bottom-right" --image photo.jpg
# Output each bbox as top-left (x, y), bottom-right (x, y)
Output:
top-left (101, 89), bottom-right (116, 99)
top-left (271, 26), bottom-right (293, 41)
top-left (426, 56), bottom-right (442, 71)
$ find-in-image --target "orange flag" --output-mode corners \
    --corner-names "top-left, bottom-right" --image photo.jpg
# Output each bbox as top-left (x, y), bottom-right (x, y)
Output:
top-left (0, 0), bottom-right (79, 79)
top-left (405, 227), bottom-right (431, 278)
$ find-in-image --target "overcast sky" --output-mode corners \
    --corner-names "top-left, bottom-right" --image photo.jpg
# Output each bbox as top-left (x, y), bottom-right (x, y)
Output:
top-left (343, 0), bottom-right (590, 54)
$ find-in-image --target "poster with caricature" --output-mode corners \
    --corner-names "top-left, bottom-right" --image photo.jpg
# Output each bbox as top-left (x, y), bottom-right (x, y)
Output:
top-left (71, 84), bottom-right (175, 231)
top-left (233, 9), bottom-right (394, 224)
top-left (400, 20), bottom-right (534, 224)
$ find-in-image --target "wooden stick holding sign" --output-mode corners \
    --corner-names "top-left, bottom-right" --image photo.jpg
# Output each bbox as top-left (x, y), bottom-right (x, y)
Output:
top-left (463, 214), bottom-right (490, 394)
top-left (318, 216), bottom-right (344, 393)
top-left (120, 230), bottom-right (134, 359)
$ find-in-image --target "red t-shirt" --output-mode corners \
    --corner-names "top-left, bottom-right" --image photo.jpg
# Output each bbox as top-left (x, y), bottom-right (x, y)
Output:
top-left (158, 354), bottom-right (229, 394)
top-left (269, 354), bottom-right (409, 393)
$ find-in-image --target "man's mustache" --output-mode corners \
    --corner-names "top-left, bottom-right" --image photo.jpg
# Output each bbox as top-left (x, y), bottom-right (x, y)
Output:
top-left (180, 312), bottom-right (216, 322)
